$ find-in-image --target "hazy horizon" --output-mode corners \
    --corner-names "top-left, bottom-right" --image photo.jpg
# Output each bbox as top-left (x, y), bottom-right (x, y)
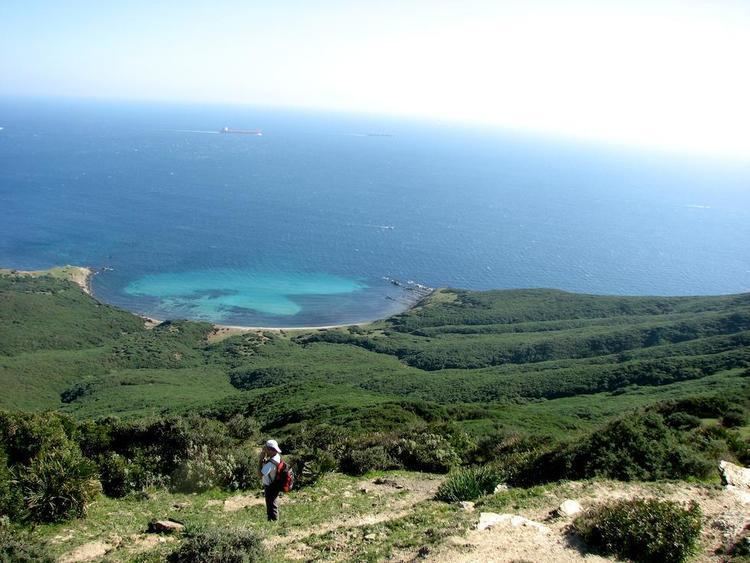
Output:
top-left (2, 0), bottom-right (749, 158)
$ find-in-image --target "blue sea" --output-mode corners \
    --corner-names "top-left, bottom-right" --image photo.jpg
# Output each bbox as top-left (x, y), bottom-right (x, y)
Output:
top-left (1, 98), bottom-right (749, 327)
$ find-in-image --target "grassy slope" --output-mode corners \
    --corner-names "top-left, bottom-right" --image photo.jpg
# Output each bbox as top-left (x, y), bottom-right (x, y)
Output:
top-left (26, 472), bottom-right (460, 562)
top-left (1, 272), bottom-right (748, 438)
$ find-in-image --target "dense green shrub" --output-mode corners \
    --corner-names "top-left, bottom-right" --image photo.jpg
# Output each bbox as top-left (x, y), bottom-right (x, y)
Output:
top-left (137, 417), bottom-right (232, 473)
top-left (726, 432), bottom-right (750, 466)
top-left (665, 412), bottom-right (703, 430)
top-left (0, 412), bottom-right (103, 522)
top-left (224, 450), bottom-right (259, 491)
top-left (96, 452), bottom-right (162, 498)
top-left (60, 382), bottom-right (97, 404)
top-left (76, 418), bottom-right (115, 459)
top-left (93, 415), bottom-right (234, 483)
top-left (224, 415), bottom-right (261, 442)
top-left (229, 366), bottom-right (302, 390)
top-left (573, 498), bottom-right (702, 563)
top-left (340, 446), bottom-right (400, 476)
top-left (0, 450), bottom-right (23, 521)
top-left (287, 450), bottom-right (338, 489)
top-left (469, 432), bottom-right (554, 483)
top-left (77, 415), bottom-right (281, 495)
top-left (435, 466), bottom-right (504, 502)
top-left (167, 527), bottom-right (267, 563)
top-left (171, 446), bottom-right (236, 493)
top-left (722, 408), bottom-right (747, 428)
top-left (284, 424), bottom-right (350, 462)
top-left (335, 425), bottom-right (465, 476)
top-left (278, 424), bottom-right (349, 487)
top-left (389, 432), bottom-right (460, 473)
top-left (0, 412), bottom-right (74, 466)
top-left (657, 396), bottom-right (731, 419)
top-left (16, 447), bottom-right (101, 522)
top-left (96, 452), bottom-right (130, 498)
top-left (522, 412), bottom-right (714, 485)
top-left (0, 526), bottom-right (54, 563)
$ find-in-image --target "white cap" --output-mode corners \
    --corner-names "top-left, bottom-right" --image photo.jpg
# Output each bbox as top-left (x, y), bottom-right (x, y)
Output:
top-left (265, 439), bottom-right (282, 453)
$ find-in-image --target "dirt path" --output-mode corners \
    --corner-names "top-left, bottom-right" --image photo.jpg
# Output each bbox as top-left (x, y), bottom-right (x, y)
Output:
top-left (269, 474), bottom-right (443, 558)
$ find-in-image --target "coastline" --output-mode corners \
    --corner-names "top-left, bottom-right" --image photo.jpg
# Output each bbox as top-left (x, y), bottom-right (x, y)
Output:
top-left (0, 264), bottom-right (430, 334)
top-left (0, 265), bottom-right (94, 295)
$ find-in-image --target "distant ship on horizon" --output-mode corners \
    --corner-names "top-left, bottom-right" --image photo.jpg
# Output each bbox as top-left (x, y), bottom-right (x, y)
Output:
top-left (220, 127), bottom-right (262, 136)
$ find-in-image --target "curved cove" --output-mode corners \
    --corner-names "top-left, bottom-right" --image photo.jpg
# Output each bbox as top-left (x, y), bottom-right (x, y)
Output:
top-left (120, 269), bottom-right (407, 326)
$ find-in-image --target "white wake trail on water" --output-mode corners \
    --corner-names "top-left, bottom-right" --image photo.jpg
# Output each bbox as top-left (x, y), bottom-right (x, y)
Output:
top-left (174, 129), bottom-right (220, 134)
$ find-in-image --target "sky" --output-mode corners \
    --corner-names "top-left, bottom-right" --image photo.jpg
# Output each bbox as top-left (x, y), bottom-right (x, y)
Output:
top-left (1, 0), bottom-right (749, 157)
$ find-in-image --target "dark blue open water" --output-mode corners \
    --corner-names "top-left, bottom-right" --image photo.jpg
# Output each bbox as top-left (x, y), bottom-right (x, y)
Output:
top-left (1, 98), bottom-right (748, 326)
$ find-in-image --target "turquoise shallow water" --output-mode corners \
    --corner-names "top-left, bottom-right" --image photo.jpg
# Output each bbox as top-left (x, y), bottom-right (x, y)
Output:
top-left (1, 98), bottom-right (749, 326)
top-left (124, 270), bottom-right (367, 323)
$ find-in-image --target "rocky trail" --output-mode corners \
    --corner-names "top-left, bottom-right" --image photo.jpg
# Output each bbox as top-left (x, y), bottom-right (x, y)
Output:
top-left (430, 479), bottom-right (749, 563)
top-left (53, 462), bottom-right (750, 562)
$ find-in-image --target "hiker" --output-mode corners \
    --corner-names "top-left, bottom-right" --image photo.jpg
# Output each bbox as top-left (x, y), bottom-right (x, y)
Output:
top-left (258, 439), bottom-right (283, 521)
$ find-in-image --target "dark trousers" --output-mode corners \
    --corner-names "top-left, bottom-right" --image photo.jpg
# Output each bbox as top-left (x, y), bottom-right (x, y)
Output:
top-left (264, 484), bottom-right (280, 521)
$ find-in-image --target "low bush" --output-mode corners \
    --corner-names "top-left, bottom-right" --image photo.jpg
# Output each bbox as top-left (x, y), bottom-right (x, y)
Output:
top-left (1, 448), bottom-right (21, 521)
top-left (469, 432), bottom-right (547, 464)
top-left (170, 446), bottom-right (236, 493)
top-left (469, 432), bottom-right (553, 484)
top-left (390, 432), bottom-right (460, 473)
top-left (97, 452), bottom-right (131, 498)
top-left (224, 414), bottom-right (261, 442)
top-left (284, 424), bottom-right (350, 462)
top-left (16, 447), bottom-right (101, 523)
top-left (167, 527), bottom-right (267, 563)
top-left (572, 498), bottom-right (702, 563)
top-left (722, 408), bottom-right (747, 428)
top-left (435, 466), bottom-right (504, 502)
top-left (340, 446), bottom-right (400, 476)
top-left (727, 432), bottom-right (750, 466)
top-left (229, 366), bottom-right (301, 390)
top-left (287, 451), bottom-right (337, 489)
top-left (657, 396), bottom-right (730, 419)
top-left (520, 412), bottom-right (715, 485)
top-left (225, 450), bottom-right (258, 491)
top-left (0, 412), bottom-right (74, 466)
top-left (665, 412), bottom-right (702, 430)
top-left (60, 382), bottom-right (95, 404)
top-left (96, 452), bottom-right (162, 498)
top-left (0, 526), bottom-right (54, 563)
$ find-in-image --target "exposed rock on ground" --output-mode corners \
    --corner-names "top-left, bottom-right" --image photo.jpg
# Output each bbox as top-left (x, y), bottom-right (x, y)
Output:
top-left (59, 539), bottom-right (117, 563)
top-left (147, 519), bottom-right (185, 534)
top-left (719, 460), bottom-right (750, 489)
top-left (554, 499), bottom-right (583, 518)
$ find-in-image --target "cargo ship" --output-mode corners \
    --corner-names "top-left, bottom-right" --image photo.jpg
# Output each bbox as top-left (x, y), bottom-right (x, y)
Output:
top-left (220, 127), bottom-right (262, 136)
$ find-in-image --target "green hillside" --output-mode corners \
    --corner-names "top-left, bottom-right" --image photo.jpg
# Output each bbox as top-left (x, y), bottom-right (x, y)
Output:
top-left (1, 271), bottom-right (748, 436)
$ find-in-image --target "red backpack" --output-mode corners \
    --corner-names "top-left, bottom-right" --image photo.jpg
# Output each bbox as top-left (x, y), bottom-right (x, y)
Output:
top-left (274, 459), bottom-right (294, 492)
